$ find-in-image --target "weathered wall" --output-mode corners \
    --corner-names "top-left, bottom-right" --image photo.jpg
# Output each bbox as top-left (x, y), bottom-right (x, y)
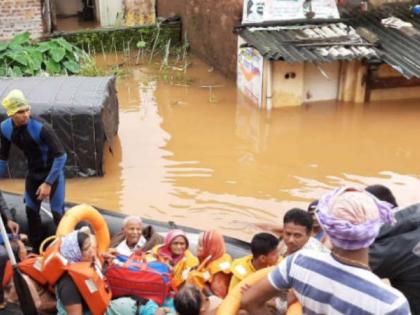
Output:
top-left (157, 0), bottom-right (242, 79)
top-left (0, 0), bottom-right (43, 41)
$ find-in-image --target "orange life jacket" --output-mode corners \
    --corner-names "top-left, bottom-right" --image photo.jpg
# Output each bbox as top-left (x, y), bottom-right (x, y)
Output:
top-left (18, 254), bottom-right (48, 286)
top-left (3, 261), bottom-right (12, 286)
top-left (187, 253), bottom-right (232, 289)
top-left (151, 245), bottom-right (199, 288)
top-left (66, 261), bottom-right (111, 315)
top-left (41, 239), bottom-right (68, 286)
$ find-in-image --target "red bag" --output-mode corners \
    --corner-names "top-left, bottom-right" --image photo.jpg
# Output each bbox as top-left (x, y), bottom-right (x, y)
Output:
top-left (105, 255), bottom-right (172, 305)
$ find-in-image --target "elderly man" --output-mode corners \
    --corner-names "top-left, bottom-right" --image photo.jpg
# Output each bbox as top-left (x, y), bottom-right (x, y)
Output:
top-left (113, 216), bottom-right (146, 256)
top-left (110, 216), bottom-right (163, 256)
top-left (241, 187), bottom-right (410, 315)
top-left (1, 90), bottom-right (67, 252)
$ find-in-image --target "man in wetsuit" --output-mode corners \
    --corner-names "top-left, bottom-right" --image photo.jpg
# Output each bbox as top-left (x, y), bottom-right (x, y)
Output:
top-left (0, 89), bottom-right (67, 252)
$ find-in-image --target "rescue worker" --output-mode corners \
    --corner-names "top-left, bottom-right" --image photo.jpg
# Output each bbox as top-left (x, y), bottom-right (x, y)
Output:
top-left (0, 89), bottom-right (67, 252)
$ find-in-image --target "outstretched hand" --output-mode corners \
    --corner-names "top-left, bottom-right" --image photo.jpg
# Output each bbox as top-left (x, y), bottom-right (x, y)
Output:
top-left (36, 182), bottom-right (51, 200)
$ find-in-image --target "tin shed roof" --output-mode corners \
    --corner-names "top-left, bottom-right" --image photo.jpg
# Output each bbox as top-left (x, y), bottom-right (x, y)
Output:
top-left (236, 22), bottom-right (380, 63)
top-left (344, 4), bottom-right (420, 78)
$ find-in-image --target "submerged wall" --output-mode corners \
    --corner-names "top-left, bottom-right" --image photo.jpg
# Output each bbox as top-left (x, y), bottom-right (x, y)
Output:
top-left (0, 0), bottom-right (43, 41)
top-left (157, 0), bottom-right (242, 79)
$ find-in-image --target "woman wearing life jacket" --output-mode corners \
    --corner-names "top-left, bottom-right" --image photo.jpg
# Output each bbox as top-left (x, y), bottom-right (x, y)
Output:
top-left (55, 228), bottom-right (140, 315)
top-left (152, 229), bottom-right (198, 288)
top-left (187, 230), bottom-right (232, 298)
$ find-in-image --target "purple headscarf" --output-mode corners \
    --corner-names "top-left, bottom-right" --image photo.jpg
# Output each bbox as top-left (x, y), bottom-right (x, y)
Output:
top-left (60, 230), bottom-right (82, 263)
top-left (316, 186), bottom-right (395, 250)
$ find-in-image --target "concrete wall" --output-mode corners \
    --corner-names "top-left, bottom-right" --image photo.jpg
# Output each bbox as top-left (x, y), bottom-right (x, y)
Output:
top-left (0, 0), bottom-right (43, 41)
top-left (157, 0), bottom-right (242, 79)
top-left (55, 0), bottom-right (82, 17)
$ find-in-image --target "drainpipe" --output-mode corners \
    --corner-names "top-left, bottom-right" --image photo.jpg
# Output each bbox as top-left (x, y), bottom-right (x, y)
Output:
top-left (266, 61), bottom-right (273, 111)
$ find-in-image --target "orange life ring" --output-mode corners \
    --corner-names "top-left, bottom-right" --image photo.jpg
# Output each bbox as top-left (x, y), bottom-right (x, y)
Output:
top-left (56, 204), bottom-right (110, 254)
top-left (216, 266), bottom-right (302, 315)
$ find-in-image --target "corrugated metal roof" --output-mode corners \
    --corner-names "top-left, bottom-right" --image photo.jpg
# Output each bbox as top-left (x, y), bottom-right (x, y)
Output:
top-left (344, 4), bottom-right (420, 78)
top-left (237, 22), bottom-right (379, 62)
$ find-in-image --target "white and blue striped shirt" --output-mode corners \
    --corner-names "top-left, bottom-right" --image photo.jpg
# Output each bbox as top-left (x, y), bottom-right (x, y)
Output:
top-left (269, 250), bottom-right (410, 315)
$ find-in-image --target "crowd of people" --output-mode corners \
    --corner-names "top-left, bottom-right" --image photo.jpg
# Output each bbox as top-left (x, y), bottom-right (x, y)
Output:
top-left (0, 89), bottom-right (417, 315)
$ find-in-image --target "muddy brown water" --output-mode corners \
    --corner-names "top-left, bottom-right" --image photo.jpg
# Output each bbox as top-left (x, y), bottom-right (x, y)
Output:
top-left (2, 55), bottom-right (420, 241)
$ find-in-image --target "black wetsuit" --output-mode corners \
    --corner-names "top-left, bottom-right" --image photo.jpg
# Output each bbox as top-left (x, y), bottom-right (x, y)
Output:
top-left (0, 117), bottom-right (67, 251)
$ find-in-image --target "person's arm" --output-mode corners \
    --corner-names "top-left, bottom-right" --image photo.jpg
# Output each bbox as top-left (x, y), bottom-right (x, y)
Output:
top-left (0, 191), bottom-right (19, 234)
top-left (0, 133), bottom-right (11, 177)
top-left (56, 275), bottom-right (84, 315)
top-left (36, 125), bottom-right (66, 200)
top-left (210, 272), bottom-right (231, 298)
top-left (40, 124), bottom-right (66, 185)
top-left (241, 256), bottom-right (293, 315)
top-left (241, 276), bottom-right (281, 315)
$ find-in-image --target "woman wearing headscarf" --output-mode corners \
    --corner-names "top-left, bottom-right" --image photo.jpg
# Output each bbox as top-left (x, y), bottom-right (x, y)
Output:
top-left (187, 230), bottom-right (232, 298)
top-left (152, 229), bottom-right (198, 288)
top-left (55, 228), bottom-right (139, 315)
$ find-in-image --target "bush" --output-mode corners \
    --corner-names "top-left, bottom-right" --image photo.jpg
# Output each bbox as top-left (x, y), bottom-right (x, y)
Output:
top-left (0, 32), bottom-right (91, 77)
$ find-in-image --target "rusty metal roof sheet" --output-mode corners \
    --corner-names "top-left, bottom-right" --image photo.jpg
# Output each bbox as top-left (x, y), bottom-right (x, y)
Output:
top-left (344, 4), bottom-right (420, 78)
top-left (236, 22), bottom-right (379, 62)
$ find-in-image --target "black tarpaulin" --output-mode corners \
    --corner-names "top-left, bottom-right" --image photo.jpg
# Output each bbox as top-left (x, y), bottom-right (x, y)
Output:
top-left (0, 76), bottom-right (119, 178)
top-left (370, 204), bottom-right (420, 313)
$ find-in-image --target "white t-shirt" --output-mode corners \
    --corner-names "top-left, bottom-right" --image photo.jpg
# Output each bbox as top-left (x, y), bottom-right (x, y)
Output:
top-left (115, 236), bottom-right (147, 256)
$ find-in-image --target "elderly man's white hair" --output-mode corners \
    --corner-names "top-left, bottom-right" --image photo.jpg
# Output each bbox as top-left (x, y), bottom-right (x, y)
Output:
top-left (123, 215), bottom-right (143, 227)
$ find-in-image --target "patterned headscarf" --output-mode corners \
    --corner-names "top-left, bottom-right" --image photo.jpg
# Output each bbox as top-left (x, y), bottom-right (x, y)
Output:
top-left (158, 229), bottom-right (189, 266)
top-left (59, 228), bottom-right (93, 263)
top-left (198, 230), bottom-right (225, 263)
top-left (316, 186), bottom-right (395, 250)
top-left (2, 89), bottom-right (30, 116)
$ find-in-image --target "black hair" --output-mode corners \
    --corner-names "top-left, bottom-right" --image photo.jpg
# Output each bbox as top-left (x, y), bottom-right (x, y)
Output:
top-left (251, 233), bottom-right (279, 258)
top-left (77, 231), bottom-right (90, 251)
top-left (365, 184), bottom-right (398, 208)
top-left (174, 285), bottom-right (202, 315)
top-left (283, 208), bottom-right (313, 234)
top-left (307, 200), bottom-right (318, 212)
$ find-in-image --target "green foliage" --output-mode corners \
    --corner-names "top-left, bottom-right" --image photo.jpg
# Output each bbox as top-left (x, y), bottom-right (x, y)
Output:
top-left (0, 32), bottom-right (92, 77)
top-left (57, 21), bottom-right (182, 55)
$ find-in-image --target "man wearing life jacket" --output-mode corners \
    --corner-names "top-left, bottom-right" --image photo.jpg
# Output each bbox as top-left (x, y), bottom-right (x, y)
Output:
top-left (229, 233), bottom-right (280, 292)
top-left (187, 230), bottom-right (232, 298)
top-left (0, 90), bottom-right (67, 252)
top-left (151, 229), bottom-right (198, 288)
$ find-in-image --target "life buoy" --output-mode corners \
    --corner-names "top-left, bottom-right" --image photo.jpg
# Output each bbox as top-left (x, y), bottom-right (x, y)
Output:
top-left (56, 204), bottom-right (110, 253)
top-left (216, 266), bottom-right (302, 315)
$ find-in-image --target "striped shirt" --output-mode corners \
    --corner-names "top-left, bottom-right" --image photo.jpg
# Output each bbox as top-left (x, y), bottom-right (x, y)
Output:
top-left (269, 250), bottom-right (410, 315)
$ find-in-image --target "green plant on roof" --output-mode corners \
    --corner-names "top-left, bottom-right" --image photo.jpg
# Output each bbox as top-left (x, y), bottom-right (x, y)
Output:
top-left (0, 32), bottom-right (96, 77)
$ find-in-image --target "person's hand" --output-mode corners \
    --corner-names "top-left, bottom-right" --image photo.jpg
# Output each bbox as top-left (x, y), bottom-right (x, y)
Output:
top-left (240, 283), bottom-right (251, 295)
top-left (36, 182), bottom-right (51, 200)
top-left (101, 248), bottom-right (117, 263)
top-left (155, 307), bottom-right (172, 315)
top-left (20, 234), bottom-right (28, 242)
top-left (287, 291), bottom-right (297, 305)
top-left (7, 219), bottom-right (19, 234)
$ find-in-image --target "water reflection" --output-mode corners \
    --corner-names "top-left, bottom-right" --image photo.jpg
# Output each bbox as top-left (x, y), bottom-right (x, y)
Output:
top-left (1, 56), bottom-right (420, 241)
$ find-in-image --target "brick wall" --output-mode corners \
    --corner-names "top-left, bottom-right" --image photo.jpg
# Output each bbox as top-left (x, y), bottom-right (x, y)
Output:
top-left (157, 0), bottom-right (243, 79)
top-left (0, 0), bottom-right (44, 41)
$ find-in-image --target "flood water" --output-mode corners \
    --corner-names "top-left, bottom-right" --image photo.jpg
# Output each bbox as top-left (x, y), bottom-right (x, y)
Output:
top-left (2, 55), bottom-right (420, 241)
